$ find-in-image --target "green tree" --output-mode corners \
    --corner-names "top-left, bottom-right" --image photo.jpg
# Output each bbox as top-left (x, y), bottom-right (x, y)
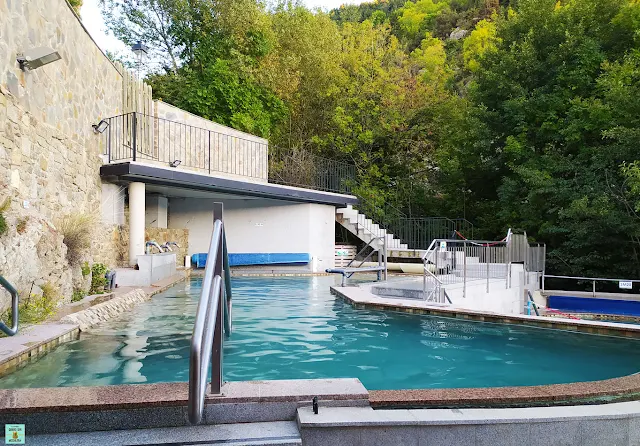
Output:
top-left (69, 0), bottom-right (83, 14)
top-left (457, 0), bottom-right (640, 277)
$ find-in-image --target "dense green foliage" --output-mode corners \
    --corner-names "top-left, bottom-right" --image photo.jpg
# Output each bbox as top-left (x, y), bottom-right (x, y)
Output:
top-left (90, 263), bottom-right (108, 295)
top-left (102, 0), bottom-right (640, 278)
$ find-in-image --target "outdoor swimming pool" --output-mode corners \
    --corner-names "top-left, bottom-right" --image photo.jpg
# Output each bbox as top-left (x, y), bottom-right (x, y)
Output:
top-left (2, 276), bottom-right (640, 390)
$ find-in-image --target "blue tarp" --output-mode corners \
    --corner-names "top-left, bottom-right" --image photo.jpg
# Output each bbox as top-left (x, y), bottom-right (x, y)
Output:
top-left (191, 253), bottom-right (310, 268)
top-left (548, 295), bottom-right (640, 317)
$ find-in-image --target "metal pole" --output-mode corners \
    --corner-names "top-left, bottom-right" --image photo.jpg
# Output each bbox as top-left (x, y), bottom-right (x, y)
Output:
top-left (383, 236), bottom-right (388, 281)
top-left (505, 242), bottom-right (510, 289)
top-left (463, 241), bottom-right (467, 299)
top-left (423, 259), bottom-right (427, 300)
top-left (377, 237), bottom-right (382, 282)
top-left (592, 280), bottom-right (596, 298)
top-left (211, 202), bottom-right (224, 394)
top-left (208, 131), bottom-right (211, 174)
top-left (541, 244), bottom-right (546, 293)
top-left (486, 246), bottom-right (490, 293)
top-left (132, 112), bottom-right (137, 162)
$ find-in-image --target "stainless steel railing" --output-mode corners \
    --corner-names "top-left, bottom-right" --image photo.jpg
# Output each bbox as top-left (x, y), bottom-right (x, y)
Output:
top-left (421, 229), bottom-right (547, 302)
top-left (188, 202), bottom-right (232, 425)
top-left (542, 274), bottom-right (640, 296)
top-left (0, 275), bottom-right (19, 336)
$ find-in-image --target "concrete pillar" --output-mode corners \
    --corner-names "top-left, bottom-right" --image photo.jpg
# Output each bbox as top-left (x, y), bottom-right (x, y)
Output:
top-left (146, 195), bottom-right (168, 228)
top-left (129, 182), bottom-right (146, 266)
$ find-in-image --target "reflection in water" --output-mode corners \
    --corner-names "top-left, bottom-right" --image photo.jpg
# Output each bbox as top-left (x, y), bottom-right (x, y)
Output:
top-left (2, 276), bottom-right (640, 390)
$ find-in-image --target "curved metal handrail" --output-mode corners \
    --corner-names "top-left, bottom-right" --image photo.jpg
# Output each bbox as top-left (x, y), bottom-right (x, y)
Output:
top-left (0, 275), bottom-right (18, 336)
top-left (188, 204), bottom-right (233, 425)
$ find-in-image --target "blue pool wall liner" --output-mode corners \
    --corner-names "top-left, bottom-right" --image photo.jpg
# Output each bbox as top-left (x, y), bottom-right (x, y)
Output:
top-left (191, 253), bottom-right (310, 268)
top-left (548, 295), bottom-right (640, 317)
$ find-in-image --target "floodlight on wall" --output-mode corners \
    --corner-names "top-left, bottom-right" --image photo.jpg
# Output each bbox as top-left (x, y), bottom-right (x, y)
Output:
top-left (16, 47), bottom-right (61, 71)
top-left (169, 159), bottom-right (182, 168)
top-left (92, 120), bottom-right (110, 134)
top-left (131, 41), bottom-right (149, 58)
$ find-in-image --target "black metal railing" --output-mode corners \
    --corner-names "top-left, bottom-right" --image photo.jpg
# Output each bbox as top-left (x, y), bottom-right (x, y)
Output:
top-left (389, 217), bottom-right (475, 250)
top-left (268, 146), bottom-right (356, 194)
top-left (353, 200), bottom-right (475, 250)
top-left (103, 112), bottom-right (269, 181)
top-left (101, 113), bottom-right (357, 195)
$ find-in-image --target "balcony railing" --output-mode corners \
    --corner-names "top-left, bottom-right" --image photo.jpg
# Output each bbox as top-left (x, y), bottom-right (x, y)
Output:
top-left (100, 112), bottom-right (357, 195)
top-left (102, 112), bottom-right (269, 181)
top-left (268, 146), bottom-right (356, 195)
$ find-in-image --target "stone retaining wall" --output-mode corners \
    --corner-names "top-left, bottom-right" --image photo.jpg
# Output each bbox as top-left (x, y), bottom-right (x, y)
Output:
top-left (60, 289), bottom-right (148, 331)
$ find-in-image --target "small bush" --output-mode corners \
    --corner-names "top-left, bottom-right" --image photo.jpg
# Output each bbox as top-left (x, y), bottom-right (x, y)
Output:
top-left (1, 282), bottom-right (60, 327)
top-left (0, 198), bottom-right (10, 237)
top-left (72, 288), bottom-right (86, 302)
top-left (58, 213), bottom-right (96, 265)
top-left (16, 217), bottom-right (29, 234)
top-left (81, 261), bottom-right (91, 277)
top-left (89, 263), bottom-right (108, 294)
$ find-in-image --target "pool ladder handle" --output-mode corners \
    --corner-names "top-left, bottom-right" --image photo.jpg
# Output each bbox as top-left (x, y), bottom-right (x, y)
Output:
top-left (0, 275), bottom-right (19, 336)
top-left (188, 202), bottom-right (233, 426)
top-left (526, 290), bottom-right (540, 316)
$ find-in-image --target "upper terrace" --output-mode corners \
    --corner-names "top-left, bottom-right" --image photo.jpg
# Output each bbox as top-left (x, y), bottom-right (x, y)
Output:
top-left (98, 103), bottom-right (357, 204)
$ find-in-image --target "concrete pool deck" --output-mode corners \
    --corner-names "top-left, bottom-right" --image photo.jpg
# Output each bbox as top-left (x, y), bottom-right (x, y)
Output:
top-left (331, 285), bottom-right (640, 338)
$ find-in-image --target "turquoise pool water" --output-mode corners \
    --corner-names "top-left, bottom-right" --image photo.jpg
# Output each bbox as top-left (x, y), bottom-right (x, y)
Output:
top-left (2, 276), bottom-right (640, 390)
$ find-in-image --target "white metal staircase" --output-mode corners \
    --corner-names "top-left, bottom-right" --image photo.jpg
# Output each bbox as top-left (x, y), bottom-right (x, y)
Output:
top-left (336, 205), bottom-right (408, 250)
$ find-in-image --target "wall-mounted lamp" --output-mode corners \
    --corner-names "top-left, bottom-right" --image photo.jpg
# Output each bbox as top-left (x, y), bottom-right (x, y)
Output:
top-left (169, 159), bottom-right (182, 168)
top-left (92, 119), bottom-right (110, 134)
top-left (17, 47), bottom-right (62, 71)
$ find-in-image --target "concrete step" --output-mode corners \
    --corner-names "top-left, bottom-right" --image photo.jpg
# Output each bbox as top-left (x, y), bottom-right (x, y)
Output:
top-left (371, 286), bottom-right (430, 300)
top-left (26, 421), bottom-right (302, 446)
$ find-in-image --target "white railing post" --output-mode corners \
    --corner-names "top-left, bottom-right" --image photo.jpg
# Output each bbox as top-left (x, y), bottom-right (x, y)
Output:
top-left (463, 241), bottom-right (467, 299)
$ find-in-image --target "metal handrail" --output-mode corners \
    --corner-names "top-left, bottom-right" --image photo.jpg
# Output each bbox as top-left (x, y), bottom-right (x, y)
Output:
top-left (0, 275), bottom-right (19, 336)
top-left (188, 203), bottom-right (232, 425)
top-left (443, 289), bottom-right (452, 304)
top-left (526, 290), bottom-right (540, 316)
top-left (542, 274), bottom-right (640, 297)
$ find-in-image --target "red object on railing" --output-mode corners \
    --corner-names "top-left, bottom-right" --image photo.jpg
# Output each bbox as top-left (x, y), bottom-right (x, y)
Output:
top-left (545, 308), bottom-right (581, 320)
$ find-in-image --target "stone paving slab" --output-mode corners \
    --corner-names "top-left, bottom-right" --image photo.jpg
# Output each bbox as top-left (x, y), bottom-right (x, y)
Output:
top-left (214, 378), bottom-right (368, 403)
top-left (298, 401), bottom-right (640, 427)
top-left (12, 421), bottom-right (301, 446)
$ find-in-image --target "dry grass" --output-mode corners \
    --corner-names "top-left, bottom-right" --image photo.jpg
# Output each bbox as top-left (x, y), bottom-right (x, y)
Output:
top-left (58, 213), bottom-right (96, 265)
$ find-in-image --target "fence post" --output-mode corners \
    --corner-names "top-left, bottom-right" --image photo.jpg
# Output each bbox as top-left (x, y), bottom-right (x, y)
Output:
top-left (541, 244), bottom-right (546, 293)
top-left (132, 112), bottom-right (137, 162)
top-left (486, 246), bottom-right (490, 293)
top-left (463, 241), bottom-right (467, 299)
top-left (592, 280), bottom-right (596, 297)
top-left (505, 241), bottom-right (510, 289)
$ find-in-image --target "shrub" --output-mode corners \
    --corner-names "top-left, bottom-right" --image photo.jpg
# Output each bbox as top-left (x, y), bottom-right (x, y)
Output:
top-left (58, 213), bottom-right (96, 265)
top-left (89, 263), bottom-right (108, 295)
top-left (16, 217), bottom-right (29, 234)
top-left (81, 261), bottom-right (91, 277)
top-left (1, 282), bottom-right (60, 327)
top-left (0, 198), bottom-right (10, 237)
top-left (72, 288), bottom-right (86, 302)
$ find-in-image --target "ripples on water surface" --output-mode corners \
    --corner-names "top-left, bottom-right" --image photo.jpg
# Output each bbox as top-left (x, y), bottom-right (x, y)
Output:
top-left (2, 276), bottom-right (640, 389)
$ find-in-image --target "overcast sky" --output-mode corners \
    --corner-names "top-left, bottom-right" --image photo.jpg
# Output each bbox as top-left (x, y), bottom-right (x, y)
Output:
top-left (81, 0), bottom-right (361, 57)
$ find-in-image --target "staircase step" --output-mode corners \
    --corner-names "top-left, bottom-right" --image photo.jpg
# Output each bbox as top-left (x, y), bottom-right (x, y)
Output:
top-left (25, 421), bottom-right (302, 446)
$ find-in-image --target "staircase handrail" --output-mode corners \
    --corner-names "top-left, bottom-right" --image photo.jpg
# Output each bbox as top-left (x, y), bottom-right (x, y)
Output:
top-left (0, 275), bottom-right (19, 336)
top-left (188, 203), bottom-right (232, 425)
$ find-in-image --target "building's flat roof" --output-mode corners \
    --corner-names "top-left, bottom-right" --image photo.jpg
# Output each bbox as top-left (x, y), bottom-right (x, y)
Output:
top-left (100, 162), bottom-right (358, 206)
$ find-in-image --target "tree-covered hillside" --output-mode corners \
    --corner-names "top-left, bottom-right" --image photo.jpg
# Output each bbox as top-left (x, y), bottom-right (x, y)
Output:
top-left (101, 0), bottom-right (640, 279)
